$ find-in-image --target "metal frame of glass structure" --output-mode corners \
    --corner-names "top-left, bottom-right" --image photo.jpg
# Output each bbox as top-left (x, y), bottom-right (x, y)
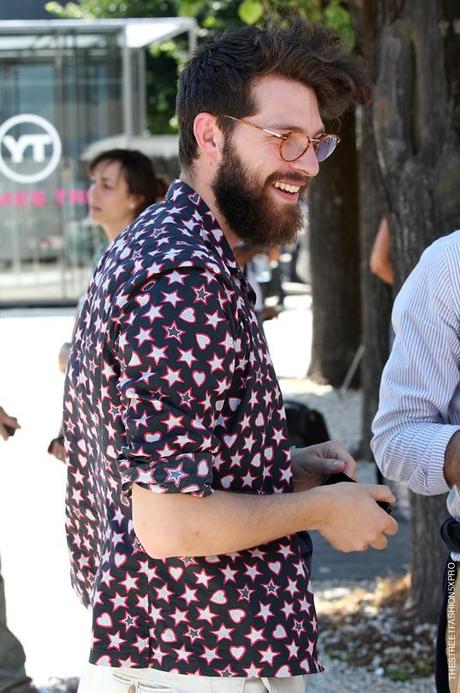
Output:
top-left (0, 18), bottom-right (196, 305)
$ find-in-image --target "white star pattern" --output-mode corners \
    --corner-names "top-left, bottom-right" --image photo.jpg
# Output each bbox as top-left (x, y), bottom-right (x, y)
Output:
top-left (63, 180), bottom-right (321, 677)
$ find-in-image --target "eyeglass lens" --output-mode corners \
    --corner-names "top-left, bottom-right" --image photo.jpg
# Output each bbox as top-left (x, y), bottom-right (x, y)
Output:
top-left (281, 132), bottom-right (338, 163)
top-left (315, 136), bottom-right (338, 162)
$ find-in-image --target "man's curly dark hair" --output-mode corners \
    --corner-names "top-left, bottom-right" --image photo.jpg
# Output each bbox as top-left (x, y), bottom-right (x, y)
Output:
top-left (177, 18), bottom-right (372, 169)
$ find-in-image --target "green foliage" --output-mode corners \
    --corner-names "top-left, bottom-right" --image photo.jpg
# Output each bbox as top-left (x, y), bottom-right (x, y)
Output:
top-left (238, 0), bottom-right (264, 25)
top-left (178, 0), bottom-right (203, 17)
top-left (144, 47), bottom-right (179, 133)
top-left (46, 0), bottom-right (180, 19)
top-left (45, 2), bottom-right (86, 18)
top-left (46, 0), bottom-right (355, 133)
top-left (323, 0), bottom-right (355, 48)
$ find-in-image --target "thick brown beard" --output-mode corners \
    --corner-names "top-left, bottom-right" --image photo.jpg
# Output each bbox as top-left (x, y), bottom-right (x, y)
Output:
top-left (212, 139), bottom-right (308, 248)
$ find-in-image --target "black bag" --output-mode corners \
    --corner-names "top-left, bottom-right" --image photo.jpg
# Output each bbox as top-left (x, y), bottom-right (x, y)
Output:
top-left (284, 399), bottom-right (330, 447)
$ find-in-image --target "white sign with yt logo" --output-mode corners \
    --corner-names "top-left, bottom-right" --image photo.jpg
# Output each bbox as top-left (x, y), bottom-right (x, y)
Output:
top-left (0, 114), bottom-right (62, 184)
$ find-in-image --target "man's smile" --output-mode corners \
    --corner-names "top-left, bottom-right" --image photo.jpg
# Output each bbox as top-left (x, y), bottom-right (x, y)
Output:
top-left (273, 181), bottom-right (301, 194)
top-left (270, 176), bottom-right (309, 203)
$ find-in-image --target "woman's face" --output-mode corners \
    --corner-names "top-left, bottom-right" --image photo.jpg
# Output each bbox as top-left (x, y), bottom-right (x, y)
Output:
top-left (88, 159), bottom-right (142, 239)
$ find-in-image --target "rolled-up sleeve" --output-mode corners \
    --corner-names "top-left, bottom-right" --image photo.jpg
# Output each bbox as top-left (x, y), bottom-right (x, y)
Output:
top-left (115, 268), bottom-right (236, 497)
top-left (371, 242), bottom-right (460, 495)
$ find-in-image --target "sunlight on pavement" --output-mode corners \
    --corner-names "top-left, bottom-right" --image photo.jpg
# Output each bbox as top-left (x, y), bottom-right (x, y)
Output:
top-left (0, 308), bottom-right (90, 685)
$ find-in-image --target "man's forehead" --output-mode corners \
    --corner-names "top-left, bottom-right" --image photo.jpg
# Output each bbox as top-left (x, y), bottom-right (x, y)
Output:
top-left (250, 75), bottom-right (323, 130)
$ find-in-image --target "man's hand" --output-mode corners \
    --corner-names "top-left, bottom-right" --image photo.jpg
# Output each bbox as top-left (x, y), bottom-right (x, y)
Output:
top-left (48, 435), bottom-right (66, 463)
top-left (58, 342), bottom-right (71, 374)
top-left (313, 482), bottom-right (398, 552)
top-left (291, 440), bottom-right (357, 492)
top-left (0, 406), bottom-right (20, 441)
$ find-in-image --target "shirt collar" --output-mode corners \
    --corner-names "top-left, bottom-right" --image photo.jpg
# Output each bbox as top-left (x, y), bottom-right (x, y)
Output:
top-left (166, 179), bottom-right (240, 277)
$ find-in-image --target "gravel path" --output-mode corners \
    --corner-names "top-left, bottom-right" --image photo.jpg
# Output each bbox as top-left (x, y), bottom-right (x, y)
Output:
top-left (307, 656), bottom-right (435, 692)
top-left (279, 378), bottom-right (434, 691)
top-left (279, 378), bottom-right (362, 453)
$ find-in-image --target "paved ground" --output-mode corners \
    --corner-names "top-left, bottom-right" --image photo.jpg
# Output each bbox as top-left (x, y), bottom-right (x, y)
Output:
top-left (307, 460), bottom-right (411, 582)
top-left (311, 509), bottom-right (410, 582)
top-left (0, 307), bottom-right (90, 686)
top-left (0, 294), bottom-right (415, 689)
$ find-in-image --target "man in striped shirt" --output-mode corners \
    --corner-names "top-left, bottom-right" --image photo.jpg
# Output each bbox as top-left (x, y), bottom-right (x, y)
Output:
top-left (372, 229), bottom-right (460, 693)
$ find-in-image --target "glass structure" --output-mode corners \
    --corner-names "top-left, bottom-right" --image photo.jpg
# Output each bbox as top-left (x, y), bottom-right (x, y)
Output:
top-left (0, 19), bottom-right (195, 304)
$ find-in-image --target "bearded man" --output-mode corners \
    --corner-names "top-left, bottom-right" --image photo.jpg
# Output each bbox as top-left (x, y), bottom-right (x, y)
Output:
top-left (65, 19), bottom-right (397, 693)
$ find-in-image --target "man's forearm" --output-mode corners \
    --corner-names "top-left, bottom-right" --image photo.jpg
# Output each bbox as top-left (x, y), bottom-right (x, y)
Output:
top-left (132, 481), bottom-right (396, 558)
top-left (133, 485), bottom-right (322, 558)
top-left (372, 420), bottom-right (457, 496)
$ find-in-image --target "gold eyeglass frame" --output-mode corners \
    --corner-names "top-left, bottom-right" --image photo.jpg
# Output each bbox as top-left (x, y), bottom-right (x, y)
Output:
top-left (223, 115), bottom-right (340, 163)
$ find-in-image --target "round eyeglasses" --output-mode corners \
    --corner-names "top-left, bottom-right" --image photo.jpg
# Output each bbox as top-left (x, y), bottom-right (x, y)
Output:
top-left (223, 115), bottom-right (340, 163)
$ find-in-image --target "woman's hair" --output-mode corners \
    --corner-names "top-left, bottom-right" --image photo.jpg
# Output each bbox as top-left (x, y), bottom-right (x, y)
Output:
top-left (88, 149), bottom-right (168, 217)
top-left (177, 18), bottom-right (372, 169)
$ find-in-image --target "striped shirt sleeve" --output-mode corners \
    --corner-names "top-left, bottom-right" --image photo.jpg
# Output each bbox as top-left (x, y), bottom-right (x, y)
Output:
top-left (372, 234), bottom-right (460, 495)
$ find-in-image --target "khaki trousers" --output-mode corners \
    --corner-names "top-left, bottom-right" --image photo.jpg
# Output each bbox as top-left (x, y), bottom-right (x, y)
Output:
top-left (446, 568), bottom-right (460, 692)
top-left (77, 664), bottom-right (307, 693)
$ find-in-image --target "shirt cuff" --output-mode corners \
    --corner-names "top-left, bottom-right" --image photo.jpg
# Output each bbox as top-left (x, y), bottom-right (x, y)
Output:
top-left (411, 424), bottom-right (460, 495)
top-left (120, 451), bottom-right (214, 498)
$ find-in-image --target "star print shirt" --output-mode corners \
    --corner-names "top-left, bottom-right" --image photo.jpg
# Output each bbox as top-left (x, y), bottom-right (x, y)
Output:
top-left (64, 180), bottom-right (322, 677)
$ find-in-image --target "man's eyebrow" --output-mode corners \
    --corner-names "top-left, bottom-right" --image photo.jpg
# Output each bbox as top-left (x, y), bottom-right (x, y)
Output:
top-left (269, 124), bottom-right (326, 137)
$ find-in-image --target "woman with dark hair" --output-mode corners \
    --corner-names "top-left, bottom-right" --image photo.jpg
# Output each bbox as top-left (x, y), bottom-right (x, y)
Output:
top-left (48, 149), bottom-right (168, 461)
top-left (87, 148), bottom-right (167, 241)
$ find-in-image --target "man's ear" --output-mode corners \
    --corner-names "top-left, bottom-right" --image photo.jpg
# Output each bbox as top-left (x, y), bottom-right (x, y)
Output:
top-left (193, 113), bottom-right (224, 160)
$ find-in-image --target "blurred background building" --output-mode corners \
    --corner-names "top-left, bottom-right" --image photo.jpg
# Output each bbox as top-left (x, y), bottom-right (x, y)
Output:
top-left (0, 8), bottom-right (193, 305)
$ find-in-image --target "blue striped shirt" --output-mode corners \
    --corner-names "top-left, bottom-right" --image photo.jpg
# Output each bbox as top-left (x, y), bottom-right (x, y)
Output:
top-left (372, 230), bottom-right (460, 530)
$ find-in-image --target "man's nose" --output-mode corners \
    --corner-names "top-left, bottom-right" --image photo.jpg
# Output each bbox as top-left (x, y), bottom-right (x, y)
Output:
top-left (290, 145), bottom-right (320, 178)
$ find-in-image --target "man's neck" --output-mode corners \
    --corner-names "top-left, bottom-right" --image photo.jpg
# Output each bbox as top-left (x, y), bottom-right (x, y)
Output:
top-left (180, 171), bottom-right (241, 250)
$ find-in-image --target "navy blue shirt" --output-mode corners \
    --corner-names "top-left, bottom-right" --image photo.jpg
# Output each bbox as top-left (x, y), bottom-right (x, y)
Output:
top-left (64, 180), bottom-right (321, 677)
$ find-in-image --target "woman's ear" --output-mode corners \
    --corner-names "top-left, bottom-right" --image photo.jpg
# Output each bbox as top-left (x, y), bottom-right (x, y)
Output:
top-left (193, 113), bottom-right (223, 161)
top-left (128, 194), bottom-right (144, 211)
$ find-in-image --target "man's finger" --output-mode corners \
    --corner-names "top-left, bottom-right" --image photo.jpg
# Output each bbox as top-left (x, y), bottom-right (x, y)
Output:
top-left (0, 425), bottom-right (8, 441)
top-left (383, 516), bottom-right (399, 536)
top-left (327, 440), bottom-right (355, 465)
top-left (6, 417), bottom-right (20, 430)
top-left (304, 458), bottom-right (346, 474)
top-left (343, 460), bottom-right (358, 480)
top-left (366, 483), bottom-right (396, 504)
top-left (370, 534), bottom-right (388, 551)
top-left (0, 415), bottom-right (20, 431)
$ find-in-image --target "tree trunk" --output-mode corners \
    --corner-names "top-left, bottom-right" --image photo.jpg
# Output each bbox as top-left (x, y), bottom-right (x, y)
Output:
top-left (308, 109), bottom-right (361, 387)
top-left (347, 2), bottom-right (394, 462)
top-left (357, 106), bottom-right (393, 460)
top-left (409, 492), bottom-right (449, 621)
top-left (351, 0), bottom-right (460, 623)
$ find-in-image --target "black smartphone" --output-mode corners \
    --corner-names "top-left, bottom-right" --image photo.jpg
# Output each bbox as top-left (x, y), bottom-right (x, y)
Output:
top-left (321, 471), bottom-right (392, 515)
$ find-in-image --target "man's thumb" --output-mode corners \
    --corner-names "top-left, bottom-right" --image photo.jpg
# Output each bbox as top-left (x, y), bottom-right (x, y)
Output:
top-left (369, 484), bottom-right (395, 503)
top-left (317, 459), bottom-right (346, 474)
